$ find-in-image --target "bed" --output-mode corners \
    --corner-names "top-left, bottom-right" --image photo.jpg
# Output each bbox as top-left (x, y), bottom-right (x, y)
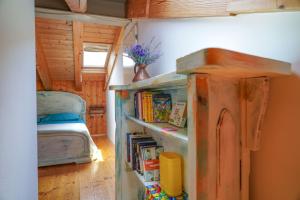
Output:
top-left (37, 91), bottom-right (97, 167)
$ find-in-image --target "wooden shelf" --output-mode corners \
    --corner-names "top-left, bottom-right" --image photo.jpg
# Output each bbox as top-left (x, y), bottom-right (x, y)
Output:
top-left (125, 161), bottom-right (159, 186)
top-left (109, 72), bottom-right (187, 91)
top-left (125, 114), bottom-right (188, 143)
top-left (177, 48), bottom-right (291, 78)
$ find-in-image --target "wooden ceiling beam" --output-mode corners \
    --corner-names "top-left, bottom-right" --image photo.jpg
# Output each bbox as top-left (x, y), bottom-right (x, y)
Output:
top-left (65, 0), bottom-right (87, 13)
top-left (36, 32), bottom-right (53, 90)
top-left (73, 21), bottom-right (84, 91)
top-left (104, 27), bottom-right (124, 89)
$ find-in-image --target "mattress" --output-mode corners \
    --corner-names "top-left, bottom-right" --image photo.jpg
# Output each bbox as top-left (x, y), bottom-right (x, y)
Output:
top-left (38, 123), bottom-right (98, 167)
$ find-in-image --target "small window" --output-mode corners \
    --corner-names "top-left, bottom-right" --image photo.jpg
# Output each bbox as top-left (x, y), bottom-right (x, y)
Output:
top-left (123, 53), bottom-right (135, 68)
top-left (83, 43), bottom-right (111, 68)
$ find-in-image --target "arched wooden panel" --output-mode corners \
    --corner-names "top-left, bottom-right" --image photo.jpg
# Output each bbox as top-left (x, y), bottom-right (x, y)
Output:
top-left (216, 108), bottom-right (240, 200)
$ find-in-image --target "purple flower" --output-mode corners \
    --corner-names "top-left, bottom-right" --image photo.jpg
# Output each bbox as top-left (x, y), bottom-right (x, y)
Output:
top-left (125, 38), bottom-right (161, 65)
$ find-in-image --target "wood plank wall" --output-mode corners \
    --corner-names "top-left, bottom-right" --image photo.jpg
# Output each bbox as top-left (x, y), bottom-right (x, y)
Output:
top-left (37, 73), bottom-right (107, 136)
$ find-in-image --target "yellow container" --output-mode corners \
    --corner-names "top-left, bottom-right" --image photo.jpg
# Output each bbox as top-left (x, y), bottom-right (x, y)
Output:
top-left (159, 152), bottom-right (182, 197)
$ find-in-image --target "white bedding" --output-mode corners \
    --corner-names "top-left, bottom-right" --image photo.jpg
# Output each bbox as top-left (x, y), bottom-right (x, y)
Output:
top-left (38, 123), bottom-right (97, 167)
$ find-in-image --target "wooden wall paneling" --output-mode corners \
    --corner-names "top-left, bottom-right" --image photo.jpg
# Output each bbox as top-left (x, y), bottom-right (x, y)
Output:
top-left (36, 32), bottom-right (53, 90)
top-left (73, 21), bottom-right (84, 90)
top-left (149, 0), bottom-right (229, 18)
top-left (36, 18), bottom-right (75, 81)
top-left (65, 0), bottom-right (88, 13)
top-left (82, 23), bottom-right (118, 44)
top-left (127, 0), bottom-right (229, 18)
top-left (37, 74), bottom-right (107, 136)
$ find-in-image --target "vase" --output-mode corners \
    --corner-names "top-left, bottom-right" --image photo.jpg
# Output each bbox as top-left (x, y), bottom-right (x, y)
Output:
top-left (132, 64), bottom-right (150, 82)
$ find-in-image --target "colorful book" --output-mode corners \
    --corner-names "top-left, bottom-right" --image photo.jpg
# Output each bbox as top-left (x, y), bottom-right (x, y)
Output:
top-left (128, 134), bottom-right (151, 168)
top-left (153, 94), bottom-right (172, 122)
top-left (141, 146), bottom-right (164, 182)
top-left (136, 140), bottom-right (157, 173)
top-left (131, 136), bottom-right (153, 170)
top-left (141, 92), bottom-right (148, 122)
top-left (169, 102), bottom-right (187, 128)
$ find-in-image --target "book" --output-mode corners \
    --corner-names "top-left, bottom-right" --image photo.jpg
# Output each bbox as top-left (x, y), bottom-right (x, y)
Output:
top-left (131, 136), bottom-right (154, 170)
top-left (128, 134), bottom-right (151, 168)
top-left (138, 92), bottom-right (143, 120)
top-left (147, 92), bottom-right (154, 122)
top-left (169, 102), bottom-right (187, 128)
top-left (142, 92), bottom-right (148, 122)
top-left (153, 94), bottom-right (172, 122)
top-left (136, 140), bottom-right (157, 173)
top-left (141, 146), bottom-right (164, 182)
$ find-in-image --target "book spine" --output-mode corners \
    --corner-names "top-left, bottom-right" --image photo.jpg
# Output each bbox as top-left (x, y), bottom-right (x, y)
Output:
top-left (126, 133), bottom-right (131, 162)
top-left (149, 93), bottom-right (153, 122)
top-left (138, 92), bottom-right (143, 120)
top-left (142, 92), bottom-right (148, 122)
top-left (134, 93), bottom-right (138, 119)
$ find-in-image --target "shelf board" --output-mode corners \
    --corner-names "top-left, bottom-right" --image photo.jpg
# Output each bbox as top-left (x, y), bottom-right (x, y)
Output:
top-left (109, 72), bottom-right (187, 91)
top-left (177, 48), bottom-right (291, 78)
top-left (133, 170), bottom-right (159, 187)
top-left (126, 114), bottom-right (188, 143)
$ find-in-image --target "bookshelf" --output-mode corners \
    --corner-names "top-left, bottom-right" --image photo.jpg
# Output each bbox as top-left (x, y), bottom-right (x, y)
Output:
top-left (125, 114), bottom-right (188, 143)
top-left (110, 48), bottom-right (291, 200)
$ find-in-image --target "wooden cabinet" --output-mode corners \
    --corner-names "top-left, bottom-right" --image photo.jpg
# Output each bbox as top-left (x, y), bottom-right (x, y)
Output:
top-left (110, 48), bottom-right (291, 200)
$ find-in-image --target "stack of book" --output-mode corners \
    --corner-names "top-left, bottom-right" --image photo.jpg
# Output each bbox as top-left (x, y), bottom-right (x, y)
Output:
top-left (126, 132), bottom-right (164, 182)
top-left (134, 92), bottom-right (172, 123)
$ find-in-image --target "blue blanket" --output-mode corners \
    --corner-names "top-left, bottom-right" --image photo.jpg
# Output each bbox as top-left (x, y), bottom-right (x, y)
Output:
top-left (37, 113), bottom-right (85, 125)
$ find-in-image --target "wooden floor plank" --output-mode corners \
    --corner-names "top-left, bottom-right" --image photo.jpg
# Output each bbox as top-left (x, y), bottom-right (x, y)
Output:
top-left (38, 137), bottom-right (115, 200)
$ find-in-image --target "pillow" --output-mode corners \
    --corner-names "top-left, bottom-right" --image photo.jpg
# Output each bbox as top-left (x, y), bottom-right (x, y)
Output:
top-left (40, 113), bottom-right (80, 123)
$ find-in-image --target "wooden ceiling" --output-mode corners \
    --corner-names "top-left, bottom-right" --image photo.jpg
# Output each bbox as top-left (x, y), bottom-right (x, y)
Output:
top-left (35, 17), bottom-right (122, 90)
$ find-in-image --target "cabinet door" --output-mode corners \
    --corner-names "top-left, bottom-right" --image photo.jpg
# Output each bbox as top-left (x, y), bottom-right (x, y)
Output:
top-left (216, 109), bottom-right (240, 200)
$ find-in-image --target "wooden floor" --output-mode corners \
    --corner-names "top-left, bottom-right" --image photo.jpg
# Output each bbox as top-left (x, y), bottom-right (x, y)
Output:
top-left (38, 137), bottom-right (115, 200)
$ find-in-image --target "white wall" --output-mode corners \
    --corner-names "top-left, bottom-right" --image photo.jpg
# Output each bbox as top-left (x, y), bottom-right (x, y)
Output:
top-left (0, 1), bottom-right (38, 200)
top-left (138, 12), bottom-right (300, 76)
top-left (138, 12), bottom-right (300, 200)
top-left (106, 51), bottom-right (124, 144)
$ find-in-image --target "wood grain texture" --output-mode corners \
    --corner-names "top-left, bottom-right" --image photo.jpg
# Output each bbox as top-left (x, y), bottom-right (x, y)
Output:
top-left (177, 48), bottom-right (291, 77)
top-left (37, 73), bottom-right (107, 136)
top-left (73, 21), bottom-right (84, 90)
top-left (38, 136), bottom-right (115, 200)
top-left (36, 32), bottom-right (53, 90)
top-left (195, 75), bottom-right (241, 200)
top-left (36, 17), bottom-right (75, 81)
top-left (149, 0), bottom-right (229, 18)
top-left (65, 0), bottom-right (87, 13)
top-left (35, 18), bottom-right (120, 83)
top-left (105, 27), bottom-right (124, 89)
top-left (127, 0), bottom-right (229, 18)
top-left (227, 0), bottom-right (300, 14)
top-left (127, 0), bottom-right (150, 18)
top-left (244, 77), bottom-right (270, 151)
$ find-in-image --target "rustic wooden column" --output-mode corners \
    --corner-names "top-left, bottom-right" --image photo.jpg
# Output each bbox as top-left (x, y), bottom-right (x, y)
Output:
top-left (177, 48), bottom-right (291, 200)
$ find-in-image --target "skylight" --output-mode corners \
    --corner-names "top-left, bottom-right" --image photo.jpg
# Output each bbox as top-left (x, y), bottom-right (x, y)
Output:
top-left (83, 43), bottom-right (111, 68)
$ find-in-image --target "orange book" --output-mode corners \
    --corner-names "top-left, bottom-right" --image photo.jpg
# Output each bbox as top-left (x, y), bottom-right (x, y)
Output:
top-left (141, 92), bottom-right (148, 122)
top-left (148, 93), bottom-right (154, 122)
